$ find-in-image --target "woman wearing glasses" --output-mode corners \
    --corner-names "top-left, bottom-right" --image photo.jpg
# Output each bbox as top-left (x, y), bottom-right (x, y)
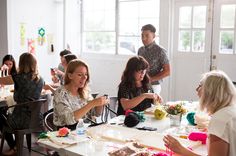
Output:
top-left (164, 70), bottom-right (236, 156)
top-left (117, 56), bottom-right (162, 115)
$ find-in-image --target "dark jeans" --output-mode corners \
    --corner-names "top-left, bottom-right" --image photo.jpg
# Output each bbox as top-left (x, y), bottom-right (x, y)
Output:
top-left (0, 112), bottom-right (16, 149)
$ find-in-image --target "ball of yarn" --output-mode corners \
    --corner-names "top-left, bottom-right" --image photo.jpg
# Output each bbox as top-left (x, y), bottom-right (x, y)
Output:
top-left (188, 131), bottom-right (207, 144)
top-left (152, 152), bottom-right (168, 156)
top-left (124, 112), bottom-right (140, 127)
top-left (58, 127), bottom-right (70, 137)
top-left (125, 109), bottom-right (134, 116)
top-left (186, 112), bottom-right (197, 126)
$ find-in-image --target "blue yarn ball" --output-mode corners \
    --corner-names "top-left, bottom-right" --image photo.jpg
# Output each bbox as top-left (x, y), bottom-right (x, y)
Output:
top-left (186, 112), bottom-right (197, 126)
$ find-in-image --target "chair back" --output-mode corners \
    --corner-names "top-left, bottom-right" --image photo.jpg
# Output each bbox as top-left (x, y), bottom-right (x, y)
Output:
top-left (0, 98), bottom-right (47, 156)
top-left (4, 98), bottom-right (47, 131)
top-left (109, 96), bottom-right (118, 119)
top-left (44, 111), bottom-right (57, 131)
top-left (27, 99), bottom-right (47, 130)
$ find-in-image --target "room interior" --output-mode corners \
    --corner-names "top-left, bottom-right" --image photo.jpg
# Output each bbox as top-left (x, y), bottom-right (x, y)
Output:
top-left (0, 0), bottom-right (236, 155)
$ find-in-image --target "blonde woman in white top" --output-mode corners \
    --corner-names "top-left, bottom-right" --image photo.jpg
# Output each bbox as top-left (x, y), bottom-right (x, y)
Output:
top-left (164, 70), bottom-right (236, 156)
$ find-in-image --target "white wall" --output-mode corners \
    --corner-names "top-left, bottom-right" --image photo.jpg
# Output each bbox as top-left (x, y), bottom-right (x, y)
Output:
top-left (0, 0), bottom-right (8, 57)
top-left (6, 0), bottom-right (171, 101)
top-left (7, 0), bottom-right (63, 82)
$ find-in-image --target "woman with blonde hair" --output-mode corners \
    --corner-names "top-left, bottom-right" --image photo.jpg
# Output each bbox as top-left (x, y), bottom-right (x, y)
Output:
top-left (53, 59), bottom-right (108, 130)
top-left (164, 70), bottom-right (236, 156)
top-left (0, 52), bottom-right (44, 155)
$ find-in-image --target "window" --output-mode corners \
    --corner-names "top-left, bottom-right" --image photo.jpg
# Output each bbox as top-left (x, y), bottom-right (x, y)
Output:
top-left (82, 0), bottom-right (160, 55)
top-left (82, 0), bottom-right (116, 54)
top-left (219, 5), bottom-right (235, 54)
top-left (178, 6), bottom-right (207, 52)
top-left (119, 0), bottom-right (159, 55)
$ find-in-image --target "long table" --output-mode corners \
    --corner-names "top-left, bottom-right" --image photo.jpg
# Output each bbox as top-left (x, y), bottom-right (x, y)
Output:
top-left (38, 113), bottom-right (207, 156)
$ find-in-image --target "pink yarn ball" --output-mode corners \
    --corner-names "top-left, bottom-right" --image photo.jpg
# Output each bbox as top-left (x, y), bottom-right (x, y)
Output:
top-left (152, 152), bottom-right (168, 156)
top-left (188, 132), bottom-right (207, 144)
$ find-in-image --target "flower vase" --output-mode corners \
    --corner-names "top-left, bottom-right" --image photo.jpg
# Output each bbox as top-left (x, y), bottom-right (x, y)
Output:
top-left (169, 113), bottom-right (182, 127)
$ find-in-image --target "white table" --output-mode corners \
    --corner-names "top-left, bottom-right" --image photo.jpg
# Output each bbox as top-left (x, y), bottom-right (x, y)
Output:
top-left (38, 113), bottom-right (207, 156)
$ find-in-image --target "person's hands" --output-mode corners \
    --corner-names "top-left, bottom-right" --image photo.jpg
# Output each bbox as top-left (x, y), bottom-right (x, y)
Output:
top-left (52, 75), bottom-right (59, 83)
top-left (54, 68), bottom-right (64, 76)
top-left (92, 96), bottom-right (110, 107)
top-left (163, 135), bottom-right (185, 155)
top-left (1, 64), bottom-right (9, 70)
top-left (143, 93), bottom-right (163, 103)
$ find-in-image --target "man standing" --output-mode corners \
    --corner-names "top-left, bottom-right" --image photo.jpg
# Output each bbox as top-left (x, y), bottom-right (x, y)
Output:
top-left (138, 24), bottom-right (170, 94)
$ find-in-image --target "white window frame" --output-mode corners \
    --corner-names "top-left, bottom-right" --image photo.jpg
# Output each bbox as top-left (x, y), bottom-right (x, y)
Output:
top-left (80, 0), bottom-right (160, 55)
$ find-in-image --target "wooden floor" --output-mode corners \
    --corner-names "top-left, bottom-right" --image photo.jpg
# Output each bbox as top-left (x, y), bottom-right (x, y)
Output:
top-left (0, 133), bottom-right (48, 156)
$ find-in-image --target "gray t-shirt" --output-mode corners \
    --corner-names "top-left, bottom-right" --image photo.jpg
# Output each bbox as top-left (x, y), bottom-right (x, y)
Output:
top-left (138, 42), bottom-right (169, 85)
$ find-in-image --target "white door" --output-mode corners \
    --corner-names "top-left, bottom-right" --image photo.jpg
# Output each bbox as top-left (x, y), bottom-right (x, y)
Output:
top-left (172, 0), bottom-right (211, 101)
top-left (211, 0), bottom-right (236, 82)
top-left (172, 0), bottom-right (236, 101)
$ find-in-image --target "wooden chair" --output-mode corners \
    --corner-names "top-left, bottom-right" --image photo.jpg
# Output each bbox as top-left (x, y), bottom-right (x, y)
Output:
top-left (0, 98), bottom-right (47, 156)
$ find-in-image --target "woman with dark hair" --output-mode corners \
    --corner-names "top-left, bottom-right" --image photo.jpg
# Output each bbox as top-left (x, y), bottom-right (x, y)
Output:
top-left (1, 54), bottom-right (17, 76)
top-left (53, 59), bottom-right (108, 130)
top-left (0, 52), bottom-right (44, 155)
top-left (117, 56), bottom-right (162, 115)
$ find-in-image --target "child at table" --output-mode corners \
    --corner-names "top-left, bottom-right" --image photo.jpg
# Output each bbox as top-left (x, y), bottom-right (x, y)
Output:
top-left (163, 70), bottom-right (236, 156)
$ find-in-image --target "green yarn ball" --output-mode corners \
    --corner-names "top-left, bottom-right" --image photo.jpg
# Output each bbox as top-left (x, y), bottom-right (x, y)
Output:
top-left (186, 112), bottom-right (197, 126)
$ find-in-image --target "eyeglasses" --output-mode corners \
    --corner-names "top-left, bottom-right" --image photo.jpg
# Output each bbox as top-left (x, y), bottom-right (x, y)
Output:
top-left (196, 83), bottom-right (202, 90)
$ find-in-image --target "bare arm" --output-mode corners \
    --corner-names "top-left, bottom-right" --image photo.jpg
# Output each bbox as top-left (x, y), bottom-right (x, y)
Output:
top-left (0, 76), bottom-right (14, 85)
top-left (163, 135), bottom-right (200, 156)
top-left (208, 134), bottom-right (229, 156)
top-left (150, 64), bottom-right (170, 83)
top-left (74, 96), bottom-right (108, 120)
top-left (120, 93), bottom-right (161, 111)
top-left (43, 84), bottom-right (56, 94)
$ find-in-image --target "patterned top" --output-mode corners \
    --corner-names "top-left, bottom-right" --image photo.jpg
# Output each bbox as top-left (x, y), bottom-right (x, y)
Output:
top-left (138, 42), bottom-right (169, 85)
top-left (53, 86), bottom-right (94, 127)
top-left (13, 73), bottom-right (44, 102)
top-left (8, 73), bottom-right (44, 129)
top-left (117, 82), bottom-right (153, 115)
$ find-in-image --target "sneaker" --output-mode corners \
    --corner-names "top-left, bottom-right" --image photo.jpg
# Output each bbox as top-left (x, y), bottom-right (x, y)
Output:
top-left (3, 148), bottom-right (16, 156)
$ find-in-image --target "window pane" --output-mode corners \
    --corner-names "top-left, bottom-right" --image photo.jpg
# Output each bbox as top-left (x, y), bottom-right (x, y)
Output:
top-left (178, 31), bottom-right (191, 52)
top-left (192, 31), bottom-right (205, 52)
top-left (219, 31), bottom-right (234, 54)
top-left (179, 7), bottom-right (192, 28)
top-left (139, 0), bottom-right (159, 18)
top-left (119, 0), bottom-right (159, 55)
top-left (83, 0), bottom-right (115, 53)
top-left (193, 6), bottom-right (206, 28)
top-left (120, 18), bottom-right (139, 36)
top-left (83, 10), bottom-right (115, 31)
top-left (221, 5), bottom-right (235, 28)
top-left (83, 32), bottom-right (115, 54)
top-left (118, 36), bottom-right (141, 55)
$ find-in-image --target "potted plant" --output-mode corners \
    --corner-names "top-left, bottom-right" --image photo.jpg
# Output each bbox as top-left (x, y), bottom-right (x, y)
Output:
top-left (164, 102), bottom-right (187, 127)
